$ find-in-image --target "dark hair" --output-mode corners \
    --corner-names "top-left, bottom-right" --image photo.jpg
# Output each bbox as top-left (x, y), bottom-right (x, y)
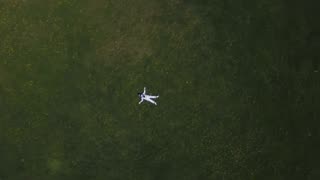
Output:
top-left (137, 93), bottom-right (142, 95)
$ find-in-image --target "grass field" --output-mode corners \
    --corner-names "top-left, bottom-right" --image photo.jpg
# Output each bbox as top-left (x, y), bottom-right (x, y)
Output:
top-left (0, 0), bottom-right (320, 179)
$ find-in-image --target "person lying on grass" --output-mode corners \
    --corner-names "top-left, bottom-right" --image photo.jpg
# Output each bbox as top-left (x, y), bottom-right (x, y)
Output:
top-left (138, 87), bottom-right (159, 105)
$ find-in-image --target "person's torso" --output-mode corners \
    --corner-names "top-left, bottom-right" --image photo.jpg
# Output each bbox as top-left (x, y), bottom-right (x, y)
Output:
top-left (142, 94), bottom-right (154, 99)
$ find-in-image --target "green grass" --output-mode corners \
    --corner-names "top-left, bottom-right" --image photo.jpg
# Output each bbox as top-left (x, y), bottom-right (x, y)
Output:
top-left (0, 0), bottom-right (319, 179)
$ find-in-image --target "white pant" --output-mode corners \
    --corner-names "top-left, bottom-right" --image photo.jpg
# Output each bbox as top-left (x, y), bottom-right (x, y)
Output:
top-left (145, 97), bottom-right (158, 105)
top-left (140, 95), bottom-right (159, 105)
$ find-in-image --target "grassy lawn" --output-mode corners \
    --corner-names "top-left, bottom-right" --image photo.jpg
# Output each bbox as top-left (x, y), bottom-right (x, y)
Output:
top-left (0, 0), bottom-right (319, 179)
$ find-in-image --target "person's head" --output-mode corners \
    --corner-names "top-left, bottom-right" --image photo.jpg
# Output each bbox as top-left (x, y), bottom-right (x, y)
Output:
top-left (137, 92), bottom-right (142, 96)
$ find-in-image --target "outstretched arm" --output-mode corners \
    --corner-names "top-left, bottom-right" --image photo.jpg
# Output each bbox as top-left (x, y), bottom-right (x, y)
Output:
top-left (143, 87), bottom-right (146, 94)
top-left (139, 99), bottom-right (144, 104)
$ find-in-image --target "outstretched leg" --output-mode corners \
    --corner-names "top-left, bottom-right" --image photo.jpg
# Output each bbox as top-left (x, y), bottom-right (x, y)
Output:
top-left (149, 95), bottom-right (159, 99)
top-left (145, 98), bottom-right (157, 105)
